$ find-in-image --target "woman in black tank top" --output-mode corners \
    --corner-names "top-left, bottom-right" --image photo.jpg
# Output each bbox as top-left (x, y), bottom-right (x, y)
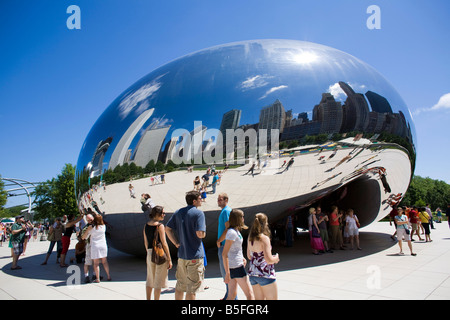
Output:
top-left (143, 206), bottom-right (172, 300)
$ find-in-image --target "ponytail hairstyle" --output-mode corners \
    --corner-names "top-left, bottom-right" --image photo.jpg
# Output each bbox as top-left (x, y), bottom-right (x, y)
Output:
top-left (249, 213), bottom-right (271, 242)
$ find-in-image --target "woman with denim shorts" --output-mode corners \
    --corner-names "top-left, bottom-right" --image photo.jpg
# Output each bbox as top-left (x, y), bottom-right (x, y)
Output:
top-left (222, 209), bottom-right (255, 300)
top-left (247, 213), bottom-right (279, 300)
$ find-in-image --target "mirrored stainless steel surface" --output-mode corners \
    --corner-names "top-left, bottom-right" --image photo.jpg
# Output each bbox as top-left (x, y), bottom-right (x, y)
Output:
top-left (76, 40), bottom-right (416, 256)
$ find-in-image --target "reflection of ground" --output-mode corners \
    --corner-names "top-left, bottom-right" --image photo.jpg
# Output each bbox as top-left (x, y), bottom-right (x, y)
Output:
top-left (87, 144), bottom-right (411, 223)
top-left (2, 222), bottom-right (450, 300)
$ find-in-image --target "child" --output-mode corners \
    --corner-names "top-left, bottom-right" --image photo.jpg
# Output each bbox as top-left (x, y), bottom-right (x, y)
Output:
top-left (201, 186), bottom-right (207, 202)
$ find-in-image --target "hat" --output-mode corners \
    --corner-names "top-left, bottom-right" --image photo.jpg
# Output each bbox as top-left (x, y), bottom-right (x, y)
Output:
top-left (15, 215), bottom-right (24, 220)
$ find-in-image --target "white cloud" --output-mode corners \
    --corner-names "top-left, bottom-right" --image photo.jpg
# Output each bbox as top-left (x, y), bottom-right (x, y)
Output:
top-left (412, 92), bottom-right (450, 115)
top-left (118, 73), bottom-right (167, 119)
top-left (327, 82), bottom-right (367, 102)
top-left (259, 85), bottom-right (288, 100)
top-left (431, 93), bottom-right (450, 111)
top-left (327, 83), bottom-right (346, 101)
top-left (239, 75), bottom-right (273, 91)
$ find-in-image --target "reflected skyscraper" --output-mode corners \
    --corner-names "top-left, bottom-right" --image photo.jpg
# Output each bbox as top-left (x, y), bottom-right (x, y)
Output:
top-left (313, 93), bottom-right (343, 135)
top-left (108, 108), bottom-right (154, 170)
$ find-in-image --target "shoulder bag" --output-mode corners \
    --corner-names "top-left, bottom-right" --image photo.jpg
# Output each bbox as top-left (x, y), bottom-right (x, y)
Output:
top-left (151, 224), bottom-right (167, 265)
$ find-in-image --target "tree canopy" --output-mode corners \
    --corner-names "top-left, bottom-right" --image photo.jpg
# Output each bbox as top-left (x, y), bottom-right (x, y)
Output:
top-left (401, 175), bottom-right (450, 210)
top-left (31, 164), bottom-right (78, 221)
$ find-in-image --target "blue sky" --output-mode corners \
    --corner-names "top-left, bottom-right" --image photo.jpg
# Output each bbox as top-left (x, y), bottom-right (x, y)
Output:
top-left (1, 0), bottom-right (449, 208)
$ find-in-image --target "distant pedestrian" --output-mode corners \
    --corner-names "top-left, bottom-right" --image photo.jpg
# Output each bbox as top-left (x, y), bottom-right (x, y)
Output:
top-left (446, 204), bottom-right (450, 229)
top-left (345, 209), bottom-right (361, 250)
top-left (41, 218), bottom-right (63, 265)
top-left (166, 190), bottom-right (206, 300)
top-left (316, 206), bottom-right (332, 253)
top-left (395, 207), bottom-right (416, 256)
top-left (10, 215), bottom-right (27, 270)
top-left (419, 207), bottom-right (432, 242)
top-left (329, 206), bottom-right (344, 250)
top-left (243, 163), bottom-right (256, 177)
top-left (308, 207), bottom-right (325, 255)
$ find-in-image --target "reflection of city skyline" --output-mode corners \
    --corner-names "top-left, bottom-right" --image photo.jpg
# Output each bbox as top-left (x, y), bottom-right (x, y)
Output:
top-left (87, 81), bottom-right (413, 177)
top-left (218, 81), bottom-right (413, 146)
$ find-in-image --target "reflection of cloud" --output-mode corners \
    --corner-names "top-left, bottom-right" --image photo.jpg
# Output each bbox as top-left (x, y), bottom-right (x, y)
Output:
top-left (327, 82), bottom-right (367, 102)
top-left (239, 75), bottom-right (273, 91)
top-left (259, 85), bottom-right (288, 100)
top-left (118, 74), bottom-right (166, 119)
top-left (413, 93), bottom-right (450, 115)
top-left (328, 83), bottom-right (346, 101)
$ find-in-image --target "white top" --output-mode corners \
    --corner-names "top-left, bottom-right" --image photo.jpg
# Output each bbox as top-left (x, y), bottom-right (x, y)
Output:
top-left (346, 215), bottom-right (359, 230)
top-left (225, 228), bottom-right (244, 269)
top-left (88, 225), bottom-right (108, 259)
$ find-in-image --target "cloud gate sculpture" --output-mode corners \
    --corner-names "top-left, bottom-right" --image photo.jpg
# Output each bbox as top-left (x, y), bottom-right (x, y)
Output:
top-left (75, 40), bottom-right (416, 256)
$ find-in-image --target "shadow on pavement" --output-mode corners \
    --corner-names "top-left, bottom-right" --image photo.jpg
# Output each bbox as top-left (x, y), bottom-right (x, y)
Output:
top-left (1, 230), bottom-right (396, 283)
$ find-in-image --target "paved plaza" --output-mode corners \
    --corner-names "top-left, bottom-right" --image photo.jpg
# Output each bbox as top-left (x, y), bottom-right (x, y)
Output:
top-left (1, 221), bottom-right (450, 300)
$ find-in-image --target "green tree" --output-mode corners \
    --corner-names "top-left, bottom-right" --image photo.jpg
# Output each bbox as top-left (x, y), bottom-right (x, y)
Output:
top-left (401, 175), bottom-right (450, 210)
top-left (32, 179), bottom-right (56, 220)
top-left (0, 174), bottom-right (7, 216)
top-left (32, 164), bottom-right (78, 220)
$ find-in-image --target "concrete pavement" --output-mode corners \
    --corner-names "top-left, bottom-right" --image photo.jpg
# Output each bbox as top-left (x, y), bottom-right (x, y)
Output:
top-left (1, 221), bottom-right (450, 300)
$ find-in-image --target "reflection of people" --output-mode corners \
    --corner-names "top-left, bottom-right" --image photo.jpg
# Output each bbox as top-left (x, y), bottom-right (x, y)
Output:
top-left (243, 163), bottom-right (256, 177)
top-left (193, 176), bottom-right (201, 191)
top-left (247, 213), bottom-right (279, 300)
top-left (166, 191), bottom-right (206, 300)
top-left (281, 157), bottom-right (294, 173)
top-left (211, 172), bottom-right (219, 194)
top-left (143, 206), bottom-right (172, 300)
top-left (129, 184), bottom-right (136, 198)
top-left (222, 209), bottom-right (254, 300)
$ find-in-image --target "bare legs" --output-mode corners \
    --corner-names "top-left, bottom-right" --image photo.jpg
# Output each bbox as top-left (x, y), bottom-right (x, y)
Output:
top-left (93, 257), bottom-right (111, 282)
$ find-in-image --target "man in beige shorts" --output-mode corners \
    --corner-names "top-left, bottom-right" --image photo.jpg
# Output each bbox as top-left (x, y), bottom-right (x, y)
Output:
top-left (166, 191), bottom-right (206, 300)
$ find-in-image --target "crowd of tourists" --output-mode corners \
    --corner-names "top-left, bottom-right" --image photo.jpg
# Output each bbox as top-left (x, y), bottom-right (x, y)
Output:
top-left (143, 190), bottom-right (279, 300)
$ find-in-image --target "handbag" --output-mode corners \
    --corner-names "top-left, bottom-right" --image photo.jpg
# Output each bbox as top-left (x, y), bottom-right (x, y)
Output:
top-left (311, 225), bottom-right (321, 238)
top-left (151, 224), bottom-right (167, 265)
top-left (355, 216), bottom-right (360, 228)
top-left (47, 229), bottom-right (55, 241)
